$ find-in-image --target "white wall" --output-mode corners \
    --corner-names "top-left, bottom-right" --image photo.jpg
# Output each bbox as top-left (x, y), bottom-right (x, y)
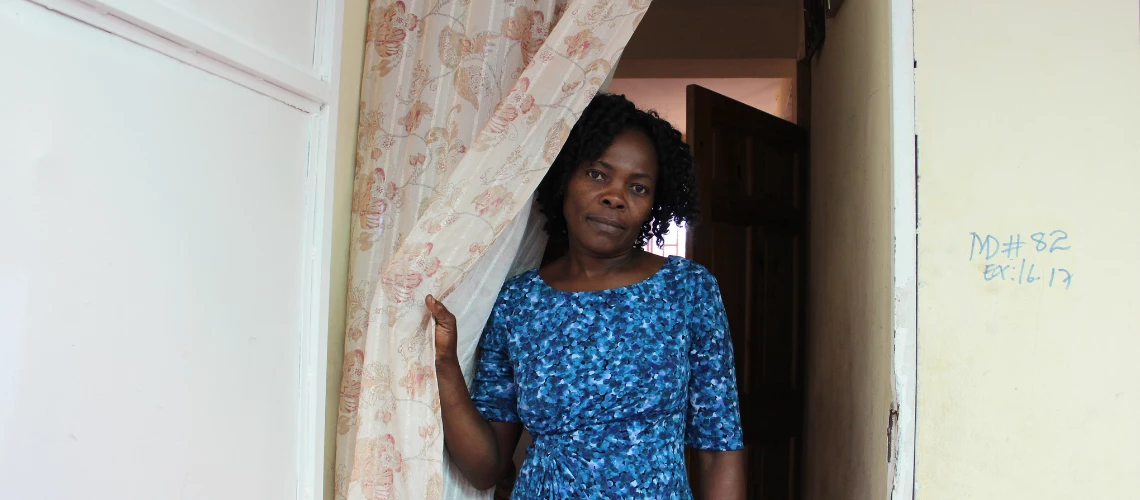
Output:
top-left (915, 0), bottom-right (1140, 498)
top-left (0, 1), bottom-right (342, 498)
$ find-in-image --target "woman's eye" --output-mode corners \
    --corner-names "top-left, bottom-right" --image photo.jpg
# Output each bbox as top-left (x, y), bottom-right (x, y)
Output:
top-left (632, 185), bottom-right (649, 195)
top-left (587, 170), bottom-right (604, 181)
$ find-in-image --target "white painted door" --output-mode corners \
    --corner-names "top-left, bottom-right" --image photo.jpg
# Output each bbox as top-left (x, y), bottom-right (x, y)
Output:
top-left (0, 1), bottom-right (343, 498)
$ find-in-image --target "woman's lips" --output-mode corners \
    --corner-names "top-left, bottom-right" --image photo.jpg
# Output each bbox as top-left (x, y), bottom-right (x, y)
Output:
top-left (586, 216), bottom-right (625, 235)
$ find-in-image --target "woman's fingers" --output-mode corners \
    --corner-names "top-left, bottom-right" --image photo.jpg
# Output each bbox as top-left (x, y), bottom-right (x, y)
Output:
top-left (426, 295), bottom-right (457, 332)
top-left (427, 295), bottom-right (459, 363)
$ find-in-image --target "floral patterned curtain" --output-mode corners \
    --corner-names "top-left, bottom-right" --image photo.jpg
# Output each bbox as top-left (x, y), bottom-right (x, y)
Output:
top-left (334, 1), bottom-right (651, 498)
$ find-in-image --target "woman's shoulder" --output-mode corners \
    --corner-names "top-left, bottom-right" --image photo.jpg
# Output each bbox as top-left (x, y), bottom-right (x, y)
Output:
top-left (485, 270), bottom-right (543, 321)
top-left (496, 268), bottom-right (543, 299)
top-left (662, 256), bottom-right (717, 285)
top-left (657, 257), bottom-right (725, 304)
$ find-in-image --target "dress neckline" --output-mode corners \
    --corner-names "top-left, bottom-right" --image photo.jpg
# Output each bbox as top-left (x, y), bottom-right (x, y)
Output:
top-left (533, 255), bottom-right (679, 294)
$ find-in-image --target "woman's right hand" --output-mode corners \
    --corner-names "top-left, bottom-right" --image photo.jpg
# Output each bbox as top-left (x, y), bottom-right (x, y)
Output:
top-left (427, 293), bottom-right (523, 490)
top-left (426, 295), bottom-right (458, 365)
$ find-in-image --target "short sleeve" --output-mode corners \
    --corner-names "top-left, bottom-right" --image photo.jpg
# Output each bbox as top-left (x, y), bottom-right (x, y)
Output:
top-left (469, 293), bottom-right (521, 423)
top-left (685, 269), bottom-right (745, 450)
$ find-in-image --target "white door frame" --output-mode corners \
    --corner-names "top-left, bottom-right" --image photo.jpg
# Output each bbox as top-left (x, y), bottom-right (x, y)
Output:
top-left (888, 0), bottom-right (918, 498)
top-left (23, 1), bottom-right (346, 498)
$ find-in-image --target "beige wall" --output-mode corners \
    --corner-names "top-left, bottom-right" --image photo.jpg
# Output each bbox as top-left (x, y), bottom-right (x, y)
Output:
top-left (914, 1), bottom-right (1140, 498)
top-left (325, 0), bottom-right (368, 498)
top-left (803, 0), bottom-right (893, 497)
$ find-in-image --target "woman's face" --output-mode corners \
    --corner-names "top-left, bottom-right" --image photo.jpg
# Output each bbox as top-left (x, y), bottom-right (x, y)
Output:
top-left (562, 129), bottom-right (659, 257)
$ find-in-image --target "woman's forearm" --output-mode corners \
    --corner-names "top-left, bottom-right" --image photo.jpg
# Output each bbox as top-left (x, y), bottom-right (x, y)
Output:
top-left (693, 448), bottom-right (746, 499)
top-left (436, 357), bottom-right (518, 490)
top-left (429, 295), bottom-right (520, 490)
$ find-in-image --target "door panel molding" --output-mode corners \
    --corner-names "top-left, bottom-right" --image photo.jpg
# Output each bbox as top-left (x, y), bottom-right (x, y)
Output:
top-left (27, 0), bottom-right (337, 111)
top-left (297, 108), bottom-right (339, 500)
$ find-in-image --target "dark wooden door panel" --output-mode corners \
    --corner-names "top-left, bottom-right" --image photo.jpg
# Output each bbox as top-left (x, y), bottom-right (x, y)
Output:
top-left (686, 84), bottom-right (807, 500)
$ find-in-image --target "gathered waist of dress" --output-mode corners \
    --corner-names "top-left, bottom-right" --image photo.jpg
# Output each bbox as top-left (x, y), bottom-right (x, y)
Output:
top-left (526, 409), bottom-right (686, 459)
top-left (515, 410), bottom-right (692, 497)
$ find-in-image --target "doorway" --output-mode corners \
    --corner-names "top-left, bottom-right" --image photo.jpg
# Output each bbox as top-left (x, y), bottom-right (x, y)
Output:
top-left (608, 1), bottom-right (814, 497)
top-left (598, 1), bottom-right (915, 499)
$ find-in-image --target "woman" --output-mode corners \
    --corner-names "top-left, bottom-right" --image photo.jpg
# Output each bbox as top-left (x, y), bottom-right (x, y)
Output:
top-left (428, 93), bottom-right (745, 498)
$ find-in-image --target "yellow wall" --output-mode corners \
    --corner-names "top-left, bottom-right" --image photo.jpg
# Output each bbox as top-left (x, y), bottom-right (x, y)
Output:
top-left (325, 0), bottom-right (368, 498)
top-left (915, 0), bottom-right (1140, 498)
top-left (803, 0), bottom-right (893, 498)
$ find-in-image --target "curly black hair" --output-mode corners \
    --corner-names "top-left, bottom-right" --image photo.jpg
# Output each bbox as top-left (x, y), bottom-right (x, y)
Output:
top-left (536, 93), bottom-right (699, 248)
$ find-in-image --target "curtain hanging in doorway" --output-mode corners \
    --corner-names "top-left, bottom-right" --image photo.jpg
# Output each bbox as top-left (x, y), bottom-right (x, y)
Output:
top-left (334, 1), bottom-right (651, 498)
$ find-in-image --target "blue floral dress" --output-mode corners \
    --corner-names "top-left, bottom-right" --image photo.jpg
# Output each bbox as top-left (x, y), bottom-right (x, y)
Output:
top-left (469, 256), bottom-right (744, 499)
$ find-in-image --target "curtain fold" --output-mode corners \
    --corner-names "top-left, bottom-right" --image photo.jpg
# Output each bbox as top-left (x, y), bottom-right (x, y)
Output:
top-left (334, 1), bottom-right (652, 498)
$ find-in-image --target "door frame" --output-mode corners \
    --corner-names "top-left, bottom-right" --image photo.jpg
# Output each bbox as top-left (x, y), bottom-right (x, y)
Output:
top-left (23, 1), bottom-right (348, 498)
top-left (887, 0), bottom-right (918, 498)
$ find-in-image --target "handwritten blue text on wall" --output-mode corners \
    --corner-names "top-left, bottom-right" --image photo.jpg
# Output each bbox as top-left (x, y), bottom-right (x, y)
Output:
top-left (969, 231), bottom-right (1073, 289)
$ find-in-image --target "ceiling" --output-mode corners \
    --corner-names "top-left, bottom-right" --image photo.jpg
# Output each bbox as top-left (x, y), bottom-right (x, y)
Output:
top-left (622, 1), bottom-right (800, 60)
top-left (651, 0), bottom-right (796, 5)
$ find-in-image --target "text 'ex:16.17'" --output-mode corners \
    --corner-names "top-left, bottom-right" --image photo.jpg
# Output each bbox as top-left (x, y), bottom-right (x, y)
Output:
top-left (969, 231), bottom-right (1073, 290)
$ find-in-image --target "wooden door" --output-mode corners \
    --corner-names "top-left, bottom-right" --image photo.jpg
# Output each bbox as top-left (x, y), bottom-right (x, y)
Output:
top-left (685, 85), bottom-right (808, 500)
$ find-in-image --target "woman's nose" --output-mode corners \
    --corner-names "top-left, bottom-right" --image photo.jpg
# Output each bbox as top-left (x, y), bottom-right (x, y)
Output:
top-left (601, 195), bottom-right (626, 210)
